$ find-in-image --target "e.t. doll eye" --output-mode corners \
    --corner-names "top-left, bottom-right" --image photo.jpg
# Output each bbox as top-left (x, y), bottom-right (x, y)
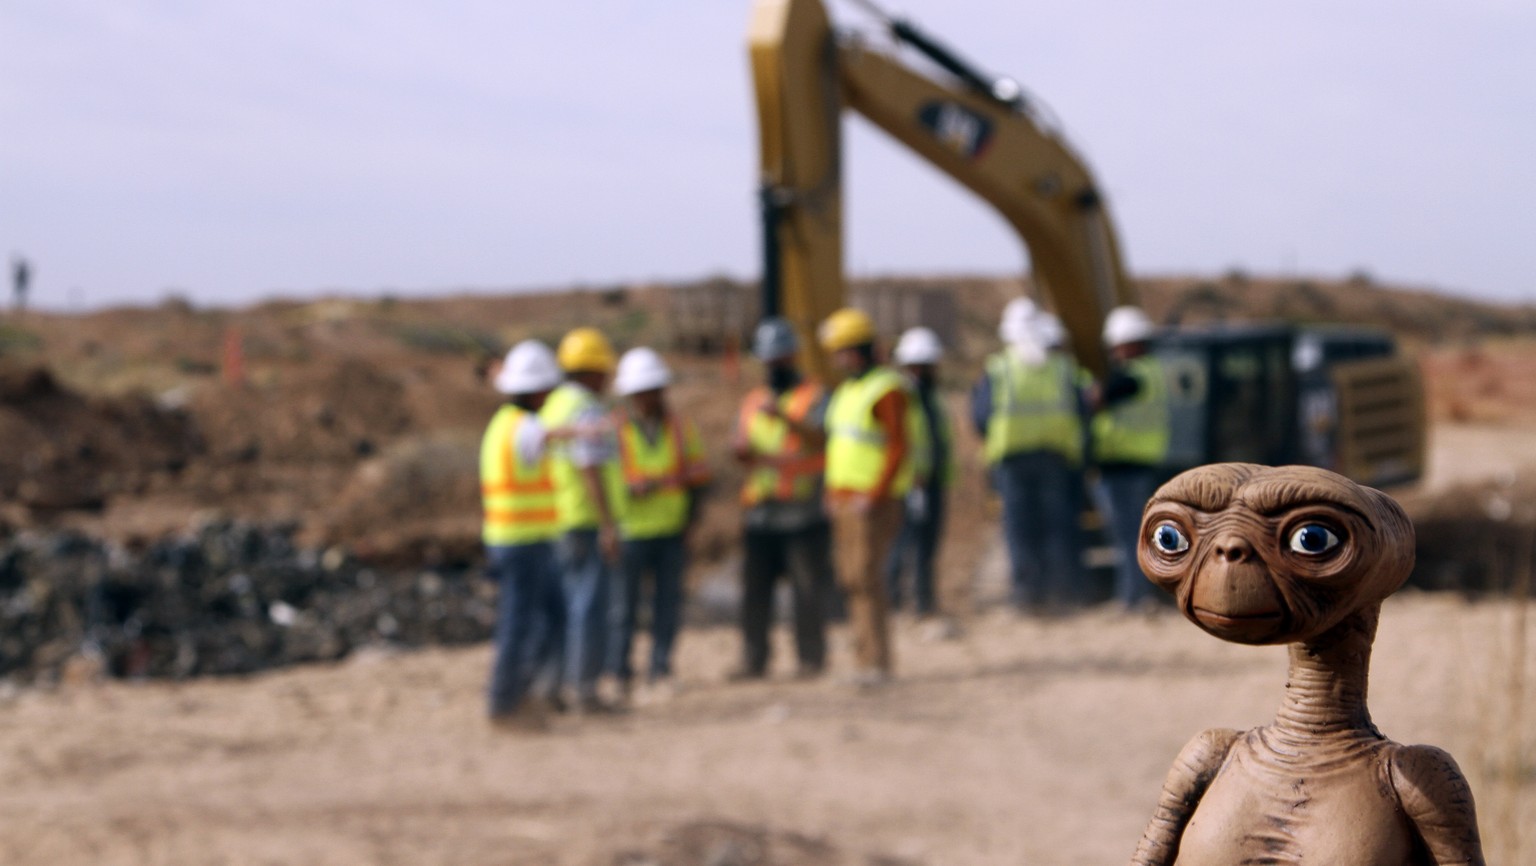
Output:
top-left (1152, 522), bottom-right (1190, 554)
top-left (1288, 523), bottom-right (1341, 555)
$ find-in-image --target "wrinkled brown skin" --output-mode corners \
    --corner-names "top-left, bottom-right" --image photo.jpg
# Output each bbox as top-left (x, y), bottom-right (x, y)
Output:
top-left (1129, 464), bottom-right (1485, 866)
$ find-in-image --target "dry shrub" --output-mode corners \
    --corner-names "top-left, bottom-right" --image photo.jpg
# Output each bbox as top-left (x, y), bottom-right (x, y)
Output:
top-left (321, 431), bottom-right (481, 565)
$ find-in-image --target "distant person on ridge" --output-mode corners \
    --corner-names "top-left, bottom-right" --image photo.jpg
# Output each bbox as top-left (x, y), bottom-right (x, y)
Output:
top-left (11, 256), bottom-right (30, 313)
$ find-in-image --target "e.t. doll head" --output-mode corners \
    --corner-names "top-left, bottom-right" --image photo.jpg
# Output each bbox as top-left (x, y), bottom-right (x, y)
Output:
top-left (1138, 463), bottom-right (1415, 645)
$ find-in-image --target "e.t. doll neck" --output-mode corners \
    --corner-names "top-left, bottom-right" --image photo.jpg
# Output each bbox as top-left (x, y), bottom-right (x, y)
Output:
top-left (1272, 604), bottom-right (1383, 744)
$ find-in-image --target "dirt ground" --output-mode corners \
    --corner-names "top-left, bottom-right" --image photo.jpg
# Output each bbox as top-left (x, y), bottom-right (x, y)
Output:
top-left (2, 278), bottom-right (1535, 864)
top-left (0, 593), bottom-right (1530, 866)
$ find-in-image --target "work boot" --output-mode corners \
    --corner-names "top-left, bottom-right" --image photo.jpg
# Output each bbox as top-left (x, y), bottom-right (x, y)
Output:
top-left (569, 689), bottom-right (627, 717)
top-left (638, 676), bottom-right (678, 706)
top-left (725, 665), bottom-right (767, 683)
top-left (595, 675), bottom-right (631, 707)
top-left (793, 662), bottom-right (825, 681)
top-left (490, 699), bottom-right (550, 733)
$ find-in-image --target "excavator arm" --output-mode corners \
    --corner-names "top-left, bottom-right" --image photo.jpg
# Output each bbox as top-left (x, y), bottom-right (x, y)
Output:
top-left (749, 0), bottom-right (1136, 377)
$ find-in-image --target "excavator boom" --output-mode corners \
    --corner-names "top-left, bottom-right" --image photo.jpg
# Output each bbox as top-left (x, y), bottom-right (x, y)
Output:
top-left (747, 0), bottom-right (1425, 487)
top-left (749, 0), bottom-right (1134, 376)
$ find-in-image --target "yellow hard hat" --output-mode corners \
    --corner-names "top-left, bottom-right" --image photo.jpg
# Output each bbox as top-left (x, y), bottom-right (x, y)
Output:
top-left (556, 327), bottom-right (617, 373)
top-left (818, 307), bottom-right (876, 351)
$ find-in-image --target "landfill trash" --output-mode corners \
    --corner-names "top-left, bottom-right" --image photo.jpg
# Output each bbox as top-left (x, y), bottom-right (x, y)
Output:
top-left (0, 519), bottom-right (495, 683)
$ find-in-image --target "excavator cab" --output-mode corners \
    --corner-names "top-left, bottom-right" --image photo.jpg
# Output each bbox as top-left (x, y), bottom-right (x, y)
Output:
top-left (1156, 326), bottom-right (1424, 487)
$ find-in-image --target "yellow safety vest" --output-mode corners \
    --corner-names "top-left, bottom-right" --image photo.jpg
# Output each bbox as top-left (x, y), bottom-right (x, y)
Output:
top-left (1092, 354), bottom-right (1171, 466)
top-left (825, 366), bottom-right (925, 498)
top-left (911, 385), bottom-right (957, 488)
top-left (737, 381), bottom-right (826, 506)
top-left (984, 351), bottom-right (1085, 466)
top-left (538, 382), bottom-right (624, 532)
top-left (479, 404), bottom-right (559, 546)
top-left (616, 414), bottom-right (710, 540)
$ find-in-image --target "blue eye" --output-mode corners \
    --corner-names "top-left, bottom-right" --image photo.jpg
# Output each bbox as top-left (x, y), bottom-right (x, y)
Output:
top-left (1152, 523), bottom-right (1190, 554)
top-left (1289, 524), bottom-right (1340, 555)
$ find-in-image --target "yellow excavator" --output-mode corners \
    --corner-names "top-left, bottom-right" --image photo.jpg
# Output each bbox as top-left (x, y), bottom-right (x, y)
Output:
top-left (748, 0), bottom-right (1424, 487)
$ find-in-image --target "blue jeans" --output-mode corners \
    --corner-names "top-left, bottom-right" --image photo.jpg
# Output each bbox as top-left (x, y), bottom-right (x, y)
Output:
top-left (609, 534), bottom-right (686, 683)
top-left (1092, 466), bottom-right (1160, 608)
top-left (557, 529), bottom-right (612, 699)
top-left (996, 451), bottom-right (1086, 610)
top-left (884, 480), bottom-right (947, 615)
top-left (486, 542), bottom-right (563, 717)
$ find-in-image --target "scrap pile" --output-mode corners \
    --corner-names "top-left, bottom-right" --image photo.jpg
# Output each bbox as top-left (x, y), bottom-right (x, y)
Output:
top-left (0, 519), bottom-right (495, 683)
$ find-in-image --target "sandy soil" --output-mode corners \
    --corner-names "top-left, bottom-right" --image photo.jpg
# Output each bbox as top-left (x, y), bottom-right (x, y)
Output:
top-left (3, 285), bottom-right (1535, 865)
top-left (1, 593), bottom-right (1530, 866)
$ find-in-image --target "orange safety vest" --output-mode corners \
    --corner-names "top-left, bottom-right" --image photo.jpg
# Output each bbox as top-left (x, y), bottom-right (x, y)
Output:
top-left (480, 404), bottom-right (560, 546)
top-left (735, 381), bottom-right (826, 506)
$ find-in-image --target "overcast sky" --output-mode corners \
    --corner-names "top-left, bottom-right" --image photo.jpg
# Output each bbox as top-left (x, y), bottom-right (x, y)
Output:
top-left (2, 1), bottom-right (1532, 309)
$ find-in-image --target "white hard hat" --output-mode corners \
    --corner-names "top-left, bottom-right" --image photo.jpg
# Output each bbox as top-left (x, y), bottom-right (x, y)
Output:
top-left (1033, 312), bottom-right (1067, 348)
top-left (1103, 306), bottom-right (1156, 347)
top-left (998, 297), bottom-right (1038, 344)
top-left (494, 340), bottom-right (562, 395)
top-left (613, 346), bottom-right (672, 396)
top-left (893, 327), bottom-right (944, 365)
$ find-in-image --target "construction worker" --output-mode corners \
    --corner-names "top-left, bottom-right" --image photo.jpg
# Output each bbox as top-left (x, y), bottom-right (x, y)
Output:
top-left (541, 327), bottom-right (625, 712)
top-left (819, 307), bottom-right (922, 686)
top-left (884, 326), bottom-right (953, 617)
top-left (971, 303), bottom-right (1088, 613)
top-left (608, 347), bottom-right (710, 701)
top-left (1088, 305), bottom-right (1170, 611)
top-left (730, 317), bottom-right (833, 680)
top-left (480, 340), bottom-right (566, 729)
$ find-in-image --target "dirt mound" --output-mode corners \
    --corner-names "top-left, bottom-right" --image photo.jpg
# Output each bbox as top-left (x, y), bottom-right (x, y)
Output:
top-left (613, 820), bottom-right (920, 866)
top-left (0, 361), bottom-right (200, 514)
top-left (1405, 473), bottom-right (1536, 594)
top-left (321, 430), bottom-right (483, 565)
top-left (190, 357), bottom-right (412, 465)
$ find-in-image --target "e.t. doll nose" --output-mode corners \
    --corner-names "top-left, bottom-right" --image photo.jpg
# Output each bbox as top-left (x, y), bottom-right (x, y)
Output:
top-left (1212, 534), bottom-right (1255, 564)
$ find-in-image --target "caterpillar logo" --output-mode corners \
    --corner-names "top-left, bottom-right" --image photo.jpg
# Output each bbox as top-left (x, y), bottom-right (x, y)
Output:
top-left (918, 101), bottom-right (993, 160)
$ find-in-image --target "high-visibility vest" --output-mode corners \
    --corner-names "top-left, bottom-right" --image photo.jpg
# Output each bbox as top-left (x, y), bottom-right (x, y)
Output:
top-left (538, 382), bottom-right (624, 531)
top-left (737, 381), bottom-right (826, 506)
top-left (825, 366), bottom-right (926, 498)
top-left (912, 385), bottom-right (957, 488)
top-left (479, 404), bottom-right (559, 546)
top-left (616, 414), bottom-right (710, 540)
top-left (984, 351), bottom-right (1085, 466)
top-left (1091, 354), bottom-right (1171, 466)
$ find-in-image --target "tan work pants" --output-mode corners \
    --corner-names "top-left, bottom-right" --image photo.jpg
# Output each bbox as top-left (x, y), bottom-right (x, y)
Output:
top-left (830, 496), bottom-right (903, 673)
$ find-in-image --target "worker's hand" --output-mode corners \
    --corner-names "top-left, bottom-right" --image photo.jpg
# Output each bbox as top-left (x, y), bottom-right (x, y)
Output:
top-left (628, 479), bottom-right (656, 498)
top-left (1084, 382), bottom-right (1104, 413)
top-left (598, 523), bottom-right (621, 564)
top-left (757, 398), bottom-right (784, 420)
top-left (846, 493), bottom-right (874, 515)
top-left (906, 487), bottom-right (928, 521)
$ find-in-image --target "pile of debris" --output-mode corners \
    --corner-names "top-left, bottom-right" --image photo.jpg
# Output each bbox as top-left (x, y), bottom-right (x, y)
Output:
top-left (1406, 473), bottom-right (1536, 595)
top-left (0, 519), bottom-right (495, 683)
